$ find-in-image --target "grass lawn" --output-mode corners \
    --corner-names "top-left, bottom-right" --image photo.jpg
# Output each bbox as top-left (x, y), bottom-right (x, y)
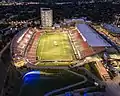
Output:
top-left (37, 32), bottom-right (75, 60)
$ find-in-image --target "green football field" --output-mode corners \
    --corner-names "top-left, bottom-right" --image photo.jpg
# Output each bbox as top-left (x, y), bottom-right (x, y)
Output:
top-left (37, 33), bottom-right (75, 61)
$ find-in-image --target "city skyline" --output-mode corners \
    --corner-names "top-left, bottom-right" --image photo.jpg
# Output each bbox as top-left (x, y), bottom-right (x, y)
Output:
top-left (0, 0), bottom-right (120, 2)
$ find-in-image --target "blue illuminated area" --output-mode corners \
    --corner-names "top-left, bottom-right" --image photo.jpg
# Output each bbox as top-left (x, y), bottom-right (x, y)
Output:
top-left (65, 92), bottom-right (72, 96)
top-left (23, 71), bottom-right (41, 84)
top-left (84, 93), bottom-right (88, 96)
top-left (84, 88), bottom-right (88, 96)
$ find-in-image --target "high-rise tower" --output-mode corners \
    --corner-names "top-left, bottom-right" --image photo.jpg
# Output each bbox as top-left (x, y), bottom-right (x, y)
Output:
top-left (41, 8), bottom-right (53, 27)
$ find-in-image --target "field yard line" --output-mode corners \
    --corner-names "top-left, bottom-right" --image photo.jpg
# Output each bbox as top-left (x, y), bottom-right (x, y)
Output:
top-left (67, 33), bottom-right (73, 60)
top-left (38, 38), bottom-right (41, 60)
top-left (46, 34), bottom-right (50, 59)
top-left (40, 35), bottom-right (45, 60)
top-left (39, 40), bottom-right (42, 60)
top-left (60, 33), bottom-right (64, 57)
top-left (63, 34), bottom-right (66, 54)
top-left (47, 34), bottom-right (50, 56)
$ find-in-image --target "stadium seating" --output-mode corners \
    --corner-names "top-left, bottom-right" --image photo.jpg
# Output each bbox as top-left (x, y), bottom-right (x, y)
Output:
top-left (25, 31), bottom-right (41, 64)
top-left (70, 29), bottom-right (105, 60)
top-left (11, 28), bottom-right (37, 67)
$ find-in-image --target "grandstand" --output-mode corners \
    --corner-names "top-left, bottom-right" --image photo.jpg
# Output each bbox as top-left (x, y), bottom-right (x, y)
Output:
top-left (11, 24), bottom-right (113, 68)
top-left (11, 27), bottom-right (42, 67)
top-left (11, 27), bottom-right (76, 68)
top-left (25, 32), bottom-right (41, 64)
top-left (77, 24), bottom-right (111, 47)
top-left (103, 23), bottom-right (120, 37)
top-left (75, 24), bottom-right (111, 59)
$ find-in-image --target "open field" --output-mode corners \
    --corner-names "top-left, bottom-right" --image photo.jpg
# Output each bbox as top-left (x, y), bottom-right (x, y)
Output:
top-left (37, 32), bottom-right (75, 61)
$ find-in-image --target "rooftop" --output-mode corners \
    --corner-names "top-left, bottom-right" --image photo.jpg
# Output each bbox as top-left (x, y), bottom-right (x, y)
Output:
top-left (77, 24), bottom-right (111, 47)
top-left (103, 23), bottom-right (120, 34)
top-left (41, 8), bottom-right (51, 11)
top-left (64, 18), bottom-right (85, 24)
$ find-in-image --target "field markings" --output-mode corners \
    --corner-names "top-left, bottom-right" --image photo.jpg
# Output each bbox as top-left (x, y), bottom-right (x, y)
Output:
top-left (42, 35), bottom-right (46, 59)
top-left (38, 36), bottom-right (43, 60)
top-left (60, 33), bottom-right (64, 58)
top-left (67, 33), bottom-right (73, 60)
top-left (64, 34), bottom-right (68, 58)
top-left (37, 33), bottom-right (74, 61)
top-left (39, 38), bottom-right (42, 59)
top-left (40, 34), bottom-right (46, 60)
top-left (64, 34), bottom-right (67, 58)
top-left (53, 34), bottom-right (58, 59)
top-left (63, 34), bottom-right (69, 59)
top-left (44, 34), bottom-right (49, 60)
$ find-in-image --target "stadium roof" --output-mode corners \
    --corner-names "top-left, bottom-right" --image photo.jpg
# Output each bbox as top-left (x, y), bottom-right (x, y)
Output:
top-left (65, 18), bottom-right (85, 24)
top-left (103, 23), bottom-right (120, 34)
top-left (77, 24), bottom-right (111, 47)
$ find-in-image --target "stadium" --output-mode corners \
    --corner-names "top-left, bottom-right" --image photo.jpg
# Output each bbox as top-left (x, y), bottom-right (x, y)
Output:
top-left (9, 23), bottom-right (112, 95)
top-left (11, 27), bottom-right (77, 68)
top-left (10, 23), bottom-right (112, 69)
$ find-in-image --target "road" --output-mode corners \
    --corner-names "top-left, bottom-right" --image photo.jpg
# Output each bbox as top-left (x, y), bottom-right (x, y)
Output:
top-left (75, 64), bottom-right (120, 96)
top-left (103, 76), bottom-right (120, 96)
top-left (70, 63), bottom-right (104, 86)
top-left (26, 63), bottom-right (69, 69)
top-left (44, 69), bottom-right (87, 96)
top-left (78, 67), bottom-right (105, 87)
top-left (76, 64), bottom-right (120, 96)
top-left (0, 43), bottom-right (11, 95)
